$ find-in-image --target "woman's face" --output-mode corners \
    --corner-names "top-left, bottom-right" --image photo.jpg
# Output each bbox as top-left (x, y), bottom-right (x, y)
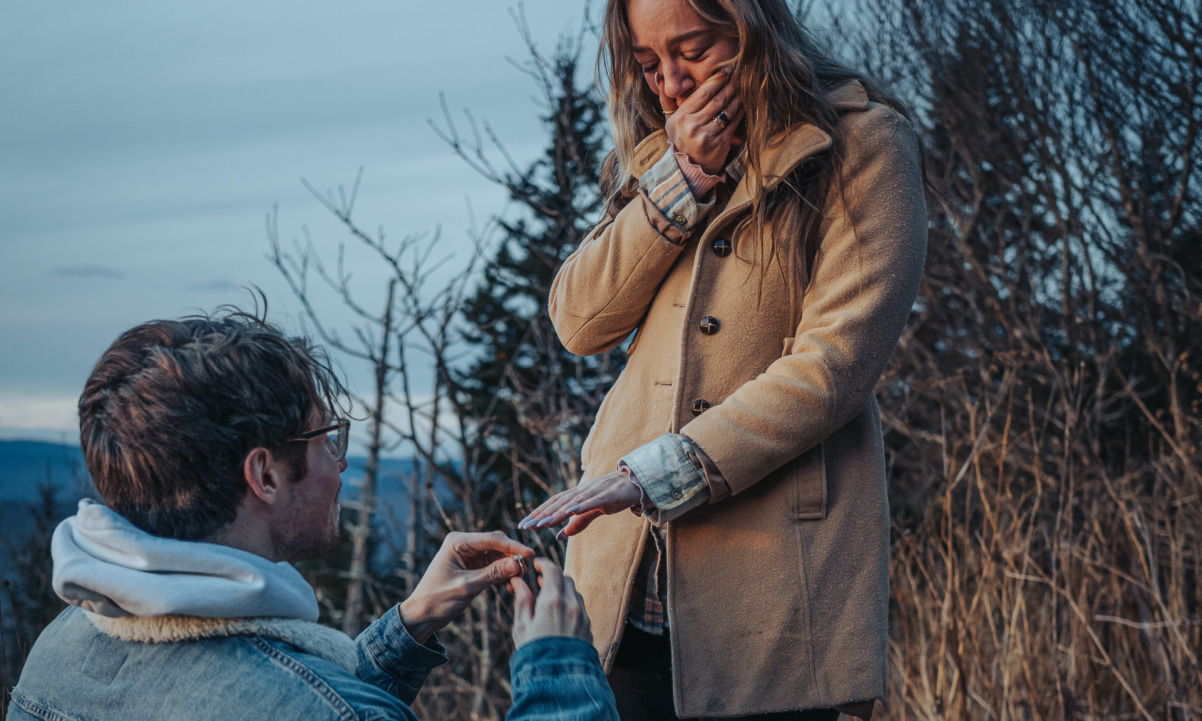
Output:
top-left (627, 0), bottom-right (739, 104)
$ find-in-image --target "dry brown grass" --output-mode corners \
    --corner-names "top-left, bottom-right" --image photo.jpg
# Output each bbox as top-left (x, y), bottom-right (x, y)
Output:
top-left (857, 0), bottom-right (1202, 714)
top-left (879, 362), bottom-right (1201, 719)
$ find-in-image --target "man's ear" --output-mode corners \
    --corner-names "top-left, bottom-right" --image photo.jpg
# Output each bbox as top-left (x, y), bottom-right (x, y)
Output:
top-left (243, 447), bottom-right (287, 504)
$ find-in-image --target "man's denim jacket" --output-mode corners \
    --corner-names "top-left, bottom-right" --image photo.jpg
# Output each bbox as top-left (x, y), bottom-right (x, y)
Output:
top-left (9, 606), bottom-right (617, 721)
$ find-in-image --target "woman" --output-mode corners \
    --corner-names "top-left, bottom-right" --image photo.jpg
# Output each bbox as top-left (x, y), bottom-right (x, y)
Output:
top-left (520, 0), bottom-right (927, 718)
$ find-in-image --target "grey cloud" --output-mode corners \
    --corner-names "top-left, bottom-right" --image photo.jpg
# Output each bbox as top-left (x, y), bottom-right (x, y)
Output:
top-left (186, 279), bottom-right (239, 292)
top-left (52, 266), bottom-right (126, 279)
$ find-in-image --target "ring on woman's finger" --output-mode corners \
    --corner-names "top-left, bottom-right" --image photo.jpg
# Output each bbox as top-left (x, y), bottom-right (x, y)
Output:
top-left (663, 109), bottom-right (675, 117)
top-left (712, 110), bottom-right (730, 129)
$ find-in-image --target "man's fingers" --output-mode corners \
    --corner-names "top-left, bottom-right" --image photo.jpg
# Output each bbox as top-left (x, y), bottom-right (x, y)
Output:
top-left (564, 575), bottom-right (584, 611)
top-left (451, 531), bottom-right (534, 560)
top-left (563, 575), bottom-right (593, 642)
top-left (511, 576), bottom-right (534, 623)
top-left (532, 558), bottom-right (565, 599)
top-left (465, 556), bottom-right (524, 595)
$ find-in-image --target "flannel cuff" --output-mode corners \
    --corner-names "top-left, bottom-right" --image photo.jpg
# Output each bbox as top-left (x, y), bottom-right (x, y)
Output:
top-left (638, 147), bottom-right (716, 234)
top-left (673, 146), bottom-right (724, 199)
top-left (619, 433), bottom-right (711, 525)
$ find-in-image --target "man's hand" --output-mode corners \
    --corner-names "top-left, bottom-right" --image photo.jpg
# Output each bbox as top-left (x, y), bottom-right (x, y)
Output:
top-left (517, 470), bottom-right (642, 540)
top-left (660, 68), bottom-right (744, 176)
top-left (511, 559), bottom-right (592, 649)
top-left (400, 531), bottom-right (533, 644)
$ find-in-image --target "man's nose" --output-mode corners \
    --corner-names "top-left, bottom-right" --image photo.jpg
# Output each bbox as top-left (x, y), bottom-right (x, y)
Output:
top-left (661, 62), bottom-right (696, 99)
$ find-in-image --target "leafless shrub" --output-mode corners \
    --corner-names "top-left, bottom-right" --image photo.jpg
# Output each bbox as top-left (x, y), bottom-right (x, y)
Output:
top-left (264, 15), bottom-right (611, 716)
top-left (830, 0), bottom-right (1202, 716)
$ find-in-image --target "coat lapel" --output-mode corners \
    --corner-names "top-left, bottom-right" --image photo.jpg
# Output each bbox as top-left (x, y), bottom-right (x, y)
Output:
top-left (630, 130), bottom-right (670, 178)
top-left (723, 81), bottom-right (870, 215)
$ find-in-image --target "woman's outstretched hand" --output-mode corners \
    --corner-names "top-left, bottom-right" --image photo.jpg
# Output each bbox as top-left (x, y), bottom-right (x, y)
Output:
top-left (517, 471), bottom-right (642, 540)
top-left (510, 559), bottom-right (592, 648)
top-left (659, 68), bottom-right (744, 176)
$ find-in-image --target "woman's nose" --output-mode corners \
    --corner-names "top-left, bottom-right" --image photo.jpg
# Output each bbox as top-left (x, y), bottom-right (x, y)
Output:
top-left (660, 63), bottom-right (696, 100)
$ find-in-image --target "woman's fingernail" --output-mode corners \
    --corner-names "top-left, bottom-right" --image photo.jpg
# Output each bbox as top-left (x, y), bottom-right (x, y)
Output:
top-left (556, 530), bottom-right (567, 542)
top-left (724, 67), bottom-right (733, 74)
top-left (566, 505), bottom-right (581, 515)
top-left (537, 517), bottom-right (557, 528)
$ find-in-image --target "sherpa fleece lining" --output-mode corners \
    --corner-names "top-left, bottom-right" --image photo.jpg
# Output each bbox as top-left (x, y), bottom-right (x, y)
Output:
top-left (85, 611), bottom-right (358, 673)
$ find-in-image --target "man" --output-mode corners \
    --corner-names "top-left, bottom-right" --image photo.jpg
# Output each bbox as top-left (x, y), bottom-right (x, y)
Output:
top-left (10, 312), bottom-right (615, 721)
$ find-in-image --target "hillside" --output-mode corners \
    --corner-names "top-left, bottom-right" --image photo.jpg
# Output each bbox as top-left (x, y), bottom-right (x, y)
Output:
top-left (0, 440), bottom-right (419, 576)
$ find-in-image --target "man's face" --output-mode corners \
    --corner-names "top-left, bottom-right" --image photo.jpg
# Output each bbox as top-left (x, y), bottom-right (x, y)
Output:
top-left (270, 417), bottom-right (347, 562)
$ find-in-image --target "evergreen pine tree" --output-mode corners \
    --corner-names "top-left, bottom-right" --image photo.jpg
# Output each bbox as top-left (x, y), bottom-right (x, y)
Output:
top-left (449, 36), bottom-right (624, 527)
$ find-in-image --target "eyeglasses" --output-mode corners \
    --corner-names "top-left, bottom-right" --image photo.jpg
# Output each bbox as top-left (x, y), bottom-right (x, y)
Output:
top-left (286, 419), bottom-right (351, 462)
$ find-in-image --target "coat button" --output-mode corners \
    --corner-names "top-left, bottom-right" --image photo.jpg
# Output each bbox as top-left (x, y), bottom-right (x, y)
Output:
top-left (673, 214), bottom-right (688, 226)
top-left (671, 489), bottom-right (683, 500)
top-left (699, 316), bottom-right (720, 335)
top-left (712, 238), bottom-right (732, 257)
top-left (691, 399), bottom-right (711, 416)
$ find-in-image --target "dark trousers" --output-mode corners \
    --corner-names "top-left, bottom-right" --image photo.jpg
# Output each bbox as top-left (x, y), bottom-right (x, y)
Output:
top-left (608, 624), bottom-right (841, 721)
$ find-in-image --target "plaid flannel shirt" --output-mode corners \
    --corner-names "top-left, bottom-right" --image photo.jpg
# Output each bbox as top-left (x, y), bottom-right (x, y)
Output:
top-left (641, 143), bottom-right (747, 235)
top-left (622, 146), bottom-right (746, 635)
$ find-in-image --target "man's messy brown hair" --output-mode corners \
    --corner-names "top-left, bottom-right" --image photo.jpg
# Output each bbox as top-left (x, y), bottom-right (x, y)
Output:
top-left (79, 307), bottom-right (346, 540)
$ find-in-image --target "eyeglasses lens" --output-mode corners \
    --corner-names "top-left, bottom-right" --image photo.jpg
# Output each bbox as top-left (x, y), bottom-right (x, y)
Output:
top-left (327, 425), bottom-right (347, 461)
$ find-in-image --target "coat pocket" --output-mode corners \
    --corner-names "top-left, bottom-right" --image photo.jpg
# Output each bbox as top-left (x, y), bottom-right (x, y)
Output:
top-left (792, 442), bottom-right (827, 520)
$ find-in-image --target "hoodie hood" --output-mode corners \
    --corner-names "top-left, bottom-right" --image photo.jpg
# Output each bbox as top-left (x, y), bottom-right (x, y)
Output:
top-left (52, 499), bottom-right (319, 621)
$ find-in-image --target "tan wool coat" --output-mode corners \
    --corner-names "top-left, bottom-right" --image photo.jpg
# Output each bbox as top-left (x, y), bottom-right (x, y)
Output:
top-left (549, 82), bottom-right (927, 717)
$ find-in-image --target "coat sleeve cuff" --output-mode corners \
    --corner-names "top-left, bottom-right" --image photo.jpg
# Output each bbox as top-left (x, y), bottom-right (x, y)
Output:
top-left (509, 636), bottom-right (618, 721)
top-left (637, 147), bottom-right (716, 235)
top-left (619, 433), bottom-right (711, 525)
top-left (355, 605), bottom-right (448, 705)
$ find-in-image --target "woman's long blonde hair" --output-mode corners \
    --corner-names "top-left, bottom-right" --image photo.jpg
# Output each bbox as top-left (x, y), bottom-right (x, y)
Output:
top-left (599, 0), bottom-right (911, 292)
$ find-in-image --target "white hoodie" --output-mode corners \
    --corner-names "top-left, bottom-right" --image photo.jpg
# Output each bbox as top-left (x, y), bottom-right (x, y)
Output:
top-left (51, 499), bottom-right (319, 621)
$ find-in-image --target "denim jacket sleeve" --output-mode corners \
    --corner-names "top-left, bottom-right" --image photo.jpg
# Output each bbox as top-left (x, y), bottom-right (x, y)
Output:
top-left (507, 636), bottom-right (618, 721)
top-left (355, 605), bottom-right (448, 706)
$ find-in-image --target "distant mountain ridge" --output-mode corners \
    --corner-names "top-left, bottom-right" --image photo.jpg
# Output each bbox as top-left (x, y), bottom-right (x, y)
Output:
top-left (0, 440), bottom-right (89, 503)
top-left (0, 439), bottom-right (417, 503)
top-left (0, 439), bottom-right (421, 576)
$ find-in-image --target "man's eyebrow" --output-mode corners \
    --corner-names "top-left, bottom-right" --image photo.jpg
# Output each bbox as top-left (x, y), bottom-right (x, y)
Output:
top-left (632, 29), bottom-right (712, 53)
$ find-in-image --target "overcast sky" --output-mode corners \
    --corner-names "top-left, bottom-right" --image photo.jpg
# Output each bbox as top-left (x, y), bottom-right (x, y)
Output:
top-left (0, 0), bottom-right (595, 443)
